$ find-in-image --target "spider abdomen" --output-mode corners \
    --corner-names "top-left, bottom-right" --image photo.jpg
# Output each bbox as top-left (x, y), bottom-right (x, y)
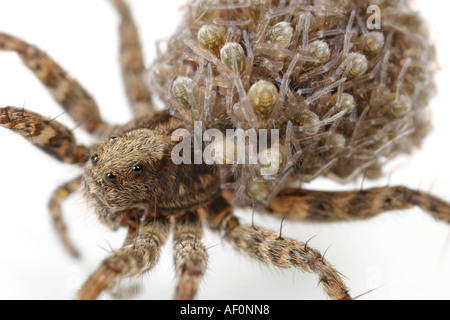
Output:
top-left (149, 0), bottom-right (437, 207)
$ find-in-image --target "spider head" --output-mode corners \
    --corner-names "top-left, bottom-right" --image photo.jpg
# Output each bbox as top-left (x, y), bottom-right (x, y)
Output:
top-left (81, 129), bottom-right (173, 229)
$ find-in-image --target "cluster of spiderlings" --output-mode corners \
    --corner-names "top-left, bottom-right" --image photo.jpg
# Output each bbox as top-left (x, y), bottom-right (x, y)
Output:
top-left (148, 0), bottom-right (437, 206)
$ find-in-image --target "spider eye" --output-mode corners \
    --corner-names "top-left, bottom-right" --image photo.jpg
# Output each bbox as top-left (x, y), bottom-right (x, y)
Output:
top-left (109, 135), bottom-right (117, 141)
top-left (132, 165), bottom-right (143, 177)
top-left (91, 154), bottom-right (99, 166)
top-left (104, 173), bottom-right (117, 185)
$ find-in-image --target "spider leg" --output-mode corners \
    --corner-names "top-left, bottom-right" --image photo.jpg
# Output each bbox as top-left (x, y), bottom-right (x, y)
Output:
top-left (172, 211), bottom-right (208, 300)
top-left (106, 279), bottom-right (141, 300)
top-left (200, 196), bottom-right (352, 300)
top-left (105, 225), bottom-right (141, 299)
top-left (0, 106), bottom-right (88, 164)
top-left (0, 33), bottom-right (115, 137)
top-left (264, 187), bottom-right (450, 222)
top-left (110, 0), bottom-right (157, 118)
top-left (48, 175), bottom-right (82, 257)
top-left (75, 214), bottom-right (169, 300)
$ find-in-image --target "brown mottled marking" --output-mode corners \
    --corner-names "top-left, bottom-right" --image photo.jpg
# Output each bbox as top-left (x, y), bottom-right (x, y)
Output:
top-left (267, 187), bottom-right (450, 222)
top-left (172, 211), bottom-right (207, 300)
top-left (199, 195), bottom-right (236, 233)
top-left (199, 174), bottom-right (218, 191)
top-left (0, 107), bottom-right (86, 164)
top-left (111, 0), bottom-right (156, 118)
top-left (172, 210), bottom-right (202, 240)
top-left (106, 278), bottom-right (140, 300)
top-left (76, 216), bottom-right (169, 300)
top-left (75, 264), bottom-right (117, 300)
top-left (48, 176), bottom-right (82, 257)
top-left (178, 184), bottom-right (188, 198)
top-left (201, 197), bottom-right (351, 300)
top-left (0, 33), bottom-right (106, 134)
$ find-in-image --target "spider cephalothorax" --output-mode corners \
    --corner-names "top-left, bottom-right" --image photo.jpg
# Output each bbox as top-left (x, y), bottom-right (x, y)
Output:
top-left (1, 0), bottom-right (449, 300)
top-left (82, 113), bottom-right (221, 229)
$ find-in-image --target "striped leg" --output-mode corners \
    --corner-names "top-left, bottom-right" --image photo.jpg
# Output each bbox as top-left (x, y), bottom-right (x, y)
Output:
top-left (106, 225), bottom-right (141, 299)
top-left (201, 196), bottom-right (352, 300)
top-left (111, 0), bottom-right (156, 118)
top-left (172, 211), bottom-right (207, 300)
top-left (0, 107), bottom-right (87, 164)
top-left (0, 33), bottom-right (114, 136)
top-left (48, 176), bottom-right (82, 257)
top-left (266, 187), bottom-right (450, 222)
top-left (75, 215), bottom-right (169, 300)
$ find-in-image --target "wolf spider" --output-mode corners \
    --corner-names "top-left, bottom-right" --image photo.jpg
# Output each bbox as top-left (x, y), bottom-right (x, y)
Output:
top-left (0, 0), bottom-right (450, 300)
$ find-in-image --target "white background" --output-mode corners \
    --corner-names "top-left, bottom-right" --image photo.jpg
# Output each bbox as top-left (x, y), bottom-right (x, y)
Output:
top-left (0, 0), bottom-right (449, 300)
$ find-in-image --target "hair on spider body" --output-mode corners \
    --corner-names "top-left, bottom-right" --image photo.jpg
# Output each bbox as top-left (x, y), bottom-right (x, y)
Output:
top-left (0, 0), bottom-right (450, 300)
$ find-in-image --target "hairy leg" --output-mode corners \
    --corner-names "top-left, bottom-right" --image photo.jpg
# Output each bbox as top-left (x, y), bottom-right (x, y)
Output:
top-left (0, 33), bottom-right (117, 136)
top-left (172, 211), bottom-right (207, 300)
top-left (265, 187), bottom-right (450, 222)
top-left (0, 107), bottom-right (88, 164)
top-left (75, 215), bottom-right (169, 300)
top-left (105, 225), bottom-right (141, 299)
top-left (48, 176), bottom-right (82, 257)
top-left (200, 196), bottom-right (351, 300)
top-left (111, 0), bottom-right (156, 118)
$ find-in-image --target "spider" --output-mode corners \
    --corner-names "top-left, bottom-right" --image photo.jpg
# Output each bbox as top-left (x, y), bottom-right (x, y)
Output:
top-left (1, 0), bottom-right (450, 300)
